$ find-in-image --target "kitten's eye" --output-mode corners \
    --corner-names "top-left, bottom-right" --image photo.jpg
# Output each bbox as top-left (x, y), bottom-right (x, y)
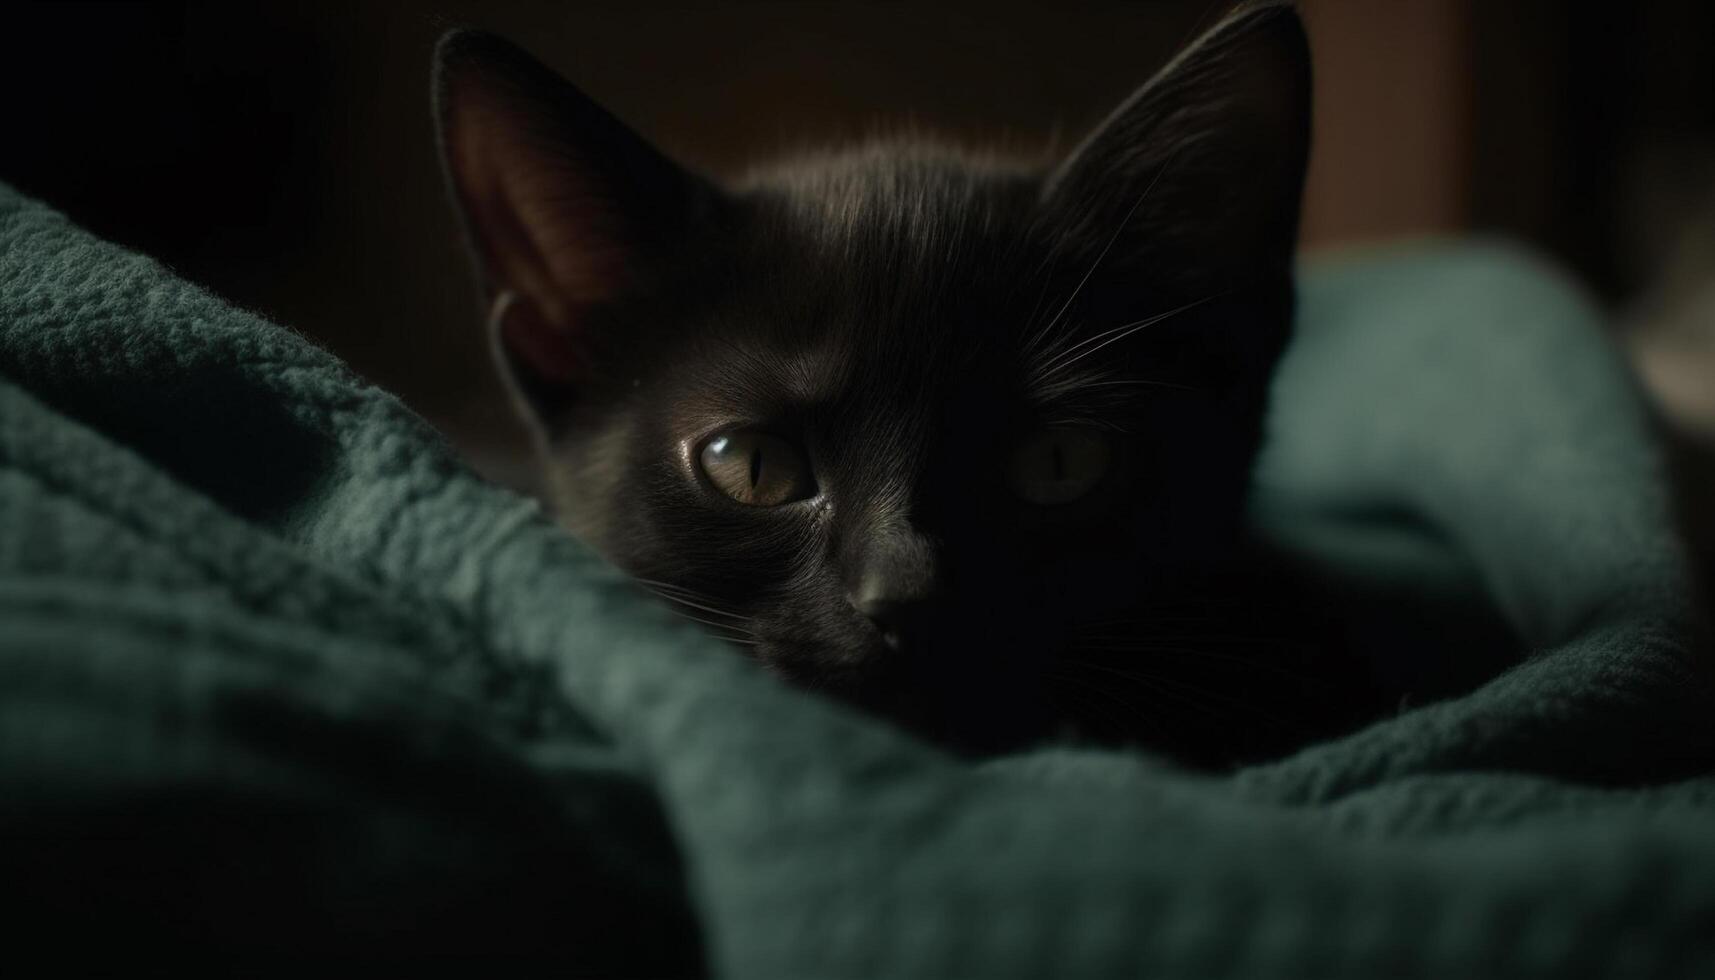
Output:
top-left (699, 430), bottom-right (815, 506)
top-left (1008, 427), bottom-right (1112, 505)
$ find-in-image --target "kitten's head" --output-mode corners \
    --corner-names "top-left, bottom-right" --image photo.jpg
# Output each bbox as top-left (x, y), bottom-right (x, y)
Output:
top-left (436, 2), bottom-right (1312, 754)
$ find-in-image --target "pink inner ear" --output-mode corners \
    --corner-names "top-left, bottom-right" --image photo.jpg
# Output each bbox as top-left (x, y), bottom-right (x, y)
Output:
top-left (500, 300), bottom-right (584, 383)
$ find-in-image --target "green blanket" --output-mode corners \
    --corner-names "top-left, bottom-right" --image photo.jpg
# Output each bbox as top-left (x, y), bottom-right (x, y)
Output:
top-left (3, 183), bottom-right (1713, 976)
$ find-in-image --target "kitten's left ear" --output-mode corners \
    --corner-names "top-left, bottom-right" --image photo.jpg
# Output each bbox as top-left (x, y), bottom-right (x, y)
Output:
top-left (434, 29), bottom-right (718, 418)
top-left (1042, 1), bottom-right (1311, 290)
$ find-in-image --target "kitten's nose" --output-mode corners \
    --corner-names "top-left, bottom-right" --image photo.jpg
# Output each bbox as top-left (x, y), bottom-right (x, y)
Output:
top-left (854, 592), bottom-right (928, 650)
top-left (850, 528), bottom-right (938, 650)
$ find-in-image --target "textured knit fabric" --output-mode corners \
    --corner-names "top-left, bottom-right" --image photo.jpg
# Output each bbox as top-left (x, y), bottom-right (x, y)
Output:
top-left (3, 183), bottom-right (1713, 976)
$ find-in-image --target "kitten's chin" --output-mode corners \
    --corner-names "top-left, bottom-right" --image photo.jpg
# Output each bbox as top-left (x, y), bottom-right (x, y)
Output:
top-left (757, 638), bottom-right (1057, 756)
top-left (755, 637), bottom-right (899, 702)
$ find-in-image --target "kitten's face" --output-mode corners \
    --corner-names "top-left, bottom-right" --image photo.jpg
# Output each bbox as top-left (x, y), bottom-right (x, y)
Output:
top-left (437, 3), bottom-right (1313, 754)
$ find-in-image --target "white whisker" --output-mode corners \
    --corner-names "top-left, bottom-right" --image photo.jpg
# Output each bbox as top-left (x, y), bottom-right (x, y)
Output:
top-left (1032, 294), bottom-right (1214, 383)
top-left (1022, 154), bottom-right (1178, 357)
top-left (633, 578), bottom-right (754, 625)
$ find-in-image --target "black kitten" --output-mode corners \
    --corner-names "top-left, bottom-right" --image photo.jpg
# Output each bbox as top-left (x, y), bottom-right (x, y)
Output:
top-left (436, 2), bottom-right (1378, 763)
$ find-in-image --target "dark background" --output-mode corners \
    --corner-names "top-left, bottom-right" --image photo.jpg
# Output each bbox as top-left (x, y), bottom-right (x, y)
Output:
top-left (6, 1), bottom-right (1715, 498)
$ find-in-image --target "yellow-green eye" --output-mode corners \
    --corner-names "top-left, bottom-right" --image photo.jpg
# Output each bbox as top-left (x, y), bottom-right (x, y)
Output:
top-left (1008, 427), bottom-right (1112, 505)
top-left (699, 430), bottom-right (814, 506)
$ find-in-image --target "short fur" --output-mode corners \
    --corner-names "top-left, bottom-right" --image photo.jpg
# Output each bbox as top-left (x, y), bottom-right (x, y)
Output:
top-left (435, 2), bottom-right (1381, 763)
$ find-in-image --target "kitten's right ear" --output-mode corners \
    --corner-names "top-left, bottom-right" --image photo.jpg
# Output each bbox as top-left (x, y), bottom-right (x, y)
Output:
top-left (1041, 2), bottom-right (1310, 294)
top-left (434, 30), bottom-right (714, 417)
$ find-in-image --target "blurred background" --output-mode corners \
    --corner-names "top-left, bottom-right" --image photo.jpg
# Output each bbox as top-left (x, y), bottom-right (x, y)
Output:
top-left (5, 0), bottom-right (1714, 568)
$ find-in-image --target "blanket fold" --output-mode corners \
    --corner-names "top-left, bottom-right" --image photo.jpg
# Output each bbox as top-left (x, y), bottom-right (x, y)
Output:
top-left (3, 183), bottom-right (1712, 976)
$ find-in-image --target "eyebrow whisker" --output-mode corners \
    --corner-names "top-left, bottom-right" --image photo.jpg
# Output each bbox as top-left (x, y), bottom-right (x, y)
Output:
top-left (1032, 294), bottom-right (1215, 383)
top-left (1022, 154), bottom-right (1178, 358)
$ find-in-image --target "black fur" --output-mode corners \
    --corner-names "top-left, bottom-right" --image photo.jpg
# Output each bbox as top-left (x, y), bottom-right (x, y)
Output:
top-left (436, 3), bottom-right (1382, 763)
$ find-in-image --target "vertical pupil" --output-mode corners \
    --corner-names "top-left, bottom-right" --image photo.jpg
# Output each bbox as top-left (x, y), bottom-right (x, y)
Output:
top-left (1051, 442), bottom-right (1066, 481)
top-left (749, 448), bottom-right (763, 488)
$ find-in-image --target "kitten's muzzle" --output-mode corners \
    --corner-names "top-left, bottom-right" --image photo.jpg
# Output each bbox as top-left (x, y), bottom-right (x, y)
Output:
top-left (848, 526), bottom-right (940, 651)
top-left (854, 596), bottom-right (930, 651)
